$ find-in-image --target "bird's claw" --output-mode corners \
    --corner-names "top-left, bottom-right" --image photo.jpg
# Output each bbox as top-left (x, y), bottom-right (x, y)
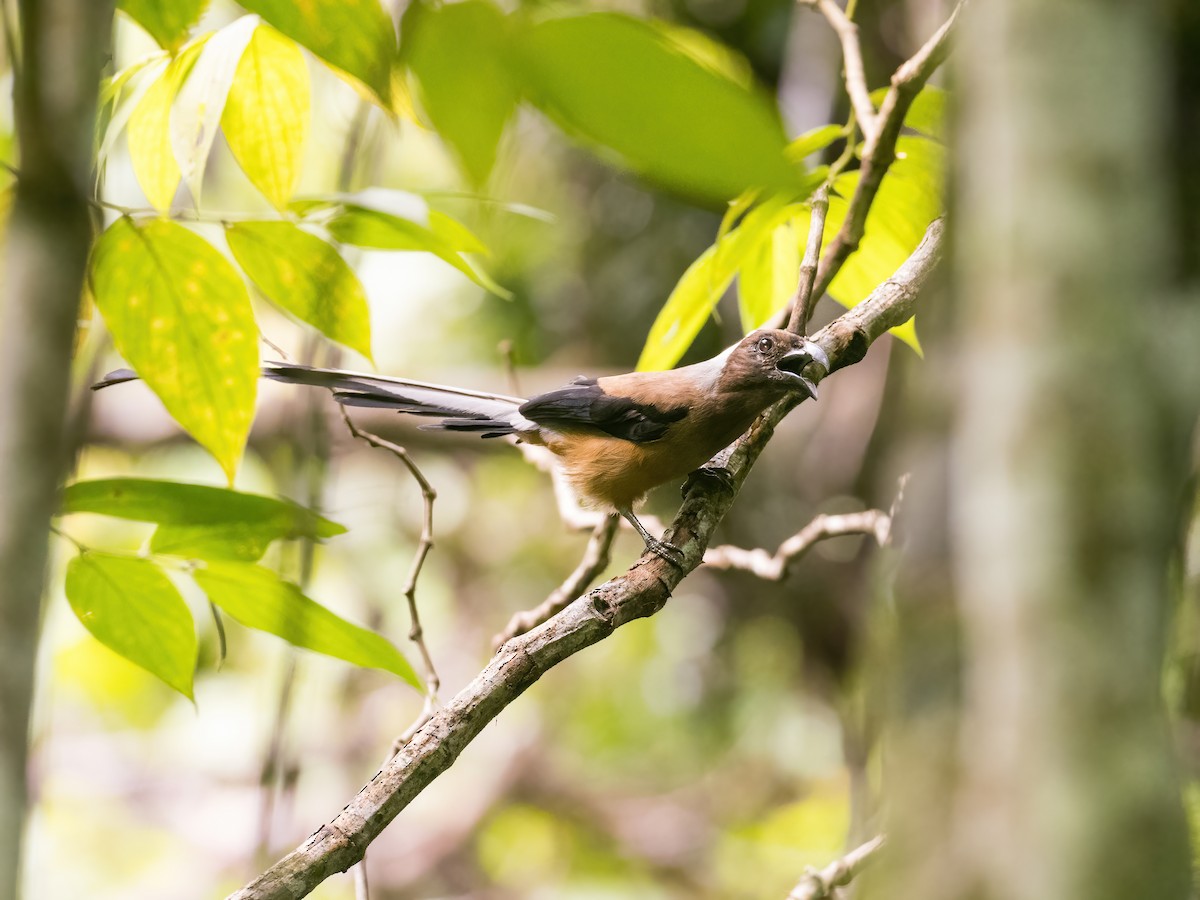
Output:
top-left (643, 537), bottom-right (686, 569)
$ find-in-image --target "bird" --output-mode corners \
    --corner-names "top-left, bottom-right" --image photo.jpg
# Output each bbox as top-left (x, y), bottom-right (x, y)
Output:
top-left (94, 328), bottom-right (829, 563)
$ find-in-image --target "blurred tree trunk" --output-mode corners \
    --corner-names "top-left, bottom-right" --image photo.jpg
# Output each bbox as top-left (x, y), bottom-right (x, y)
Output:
top-left (864, 2), bottom-right (1198, 899)
top-left (0, 2), bottom-right (113, 898)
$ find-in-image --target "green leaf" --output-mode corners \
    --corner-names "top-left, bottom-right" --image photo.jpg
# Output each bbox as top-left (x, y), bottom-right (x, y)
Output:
top-left (222, 23), bottom-right (309, 209)
top-left (89, 218), bottom-right (259, 481)
top-left (870, 84), bottom-right (947, 140)
top-left (226, 221), bottom-right (372, 360)
top-left (65, 554), bottom-right (197, 699)
top-left (118, 0), bottom-right (210, 51)
top-left (518, 13), bottom-right (809, 203)
top-left (404, 0), bottom-right (518, 186)
top-left (637, 196), bottom-right (795, 371)
top-left (150, 524), bottom-right (276, 561)
top-left (327, 204), bottom-right (510, 298)
top-left (234, 0), bottom-right (395, 108)
top-left (171, 15), bottom-right (259, 204)
top-left (62, 477), bottom-right (345, 536)
top-left (128, 36), bottom-right (208, 211)
top-left (193, 562), bottom-right (420, 688)
top-left (738, 220), bottom-right (801, 332)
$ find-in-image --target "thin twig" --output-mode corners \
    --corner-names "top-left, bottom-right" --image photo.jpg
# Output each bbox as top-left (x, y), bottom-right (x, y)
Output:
top-left (787, 183), bottom-right (832, 335)
top-left (493, 513), bottom-right (620, 649)
top-left (799, 0), bottom-right (877, 138)
top-left (338, 408), bottom-right (442, 726)
top-left (704, 510), bottom-right (888, 580)
top-left (810, 1), bottom-right (962, 303)
top-left (786, 834), bottom-right (885, 900)
top-left (705, 474), bottom-right (905, 578)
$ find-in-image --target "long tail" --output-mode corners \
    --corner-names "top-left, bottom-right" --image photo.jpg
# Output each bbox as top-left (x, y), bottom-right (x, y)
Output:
top-left (93, 362), bottom-right (527, 439)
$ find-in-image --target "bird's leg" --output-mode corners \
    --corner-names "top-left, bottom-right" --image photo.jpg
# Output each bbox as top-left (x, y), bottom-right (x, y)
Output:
top-left (618, 507), bottom-right (685, 568)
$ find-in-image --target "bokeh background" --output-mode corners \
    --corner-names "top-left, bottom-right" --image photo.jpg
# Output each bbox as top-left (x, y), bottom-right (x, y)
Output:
top-left (9, 0), bottom-right (1200, 899)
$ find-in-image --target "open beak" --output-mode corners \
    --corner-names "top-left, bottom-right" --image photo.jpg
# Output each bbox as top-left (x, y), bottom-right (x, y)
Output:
top-left (777, 340), bottom-right (830, 400)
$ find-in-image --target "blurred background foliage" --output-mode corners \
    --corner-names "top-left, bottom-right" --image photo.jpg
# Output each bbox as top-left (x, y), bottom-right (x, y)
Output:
top-left (0, 0), bottom-right (963, 896)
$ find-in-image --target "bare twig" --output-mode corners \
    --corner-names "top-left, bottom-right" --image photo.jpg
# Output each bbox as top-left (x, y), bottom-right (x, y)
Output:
top-left (786, 834), bottom-right (885, 900)
top-left (705, 474), bottom-right (907, 578)
top-left (493, 513), bottom-right (620, 648)
top-left (798, 0), bottom-right (877, 138)
top-left (338, 407), bottom-right (442, 719)
top-left (787, 183), bottom-right (831, 335)
top-left (705, 510), bottom-right (888, 579)
top-left (810, 2), bottom-right (961, 303)
top-left (225, 217), bottom-right (944, 900)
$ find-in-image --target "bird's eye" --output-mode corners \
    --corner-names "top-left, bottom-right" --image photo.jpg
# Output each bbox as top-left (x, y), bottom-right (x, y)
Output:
top-left (756, 336), bottom-right (774, 353)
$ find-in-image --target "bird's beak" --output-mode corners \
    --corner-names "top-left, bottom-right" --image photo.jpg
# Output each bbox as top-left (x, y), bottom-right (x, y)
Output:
top-left (776, 340), bottom-right (830, 400)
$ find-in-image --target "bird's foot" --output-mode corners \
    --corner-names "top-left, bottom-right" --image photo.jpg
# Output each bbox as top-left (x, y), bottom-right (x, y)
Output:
top-left (683, 464), bottom-right (736, 498)
top-left (643, 536), bottom-right (686, 569)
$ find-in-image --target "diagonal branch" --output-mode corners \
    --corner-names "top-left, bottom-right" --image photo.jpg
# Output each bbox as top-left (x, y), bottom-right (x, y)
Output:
top-left (226, 217), bottom-right (944, 900)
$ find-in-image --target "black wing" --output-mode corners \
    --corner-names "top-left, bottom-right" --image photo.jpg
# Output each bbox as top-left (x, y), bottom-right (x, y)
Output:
top-left (518, 378), bottom-right (687, 444)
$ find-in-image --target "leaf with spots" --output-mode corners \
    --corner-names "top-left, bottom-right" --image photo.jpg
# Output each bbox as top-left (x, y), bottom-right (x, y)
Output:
top-left (90, 218), bottom-right (259, 481)
top-left (234, 0), bottom-right (395, 108)
top-left (226, 221), bottom-right (372, 361)
top-left (222, 24), bottom-right (309, 209)
top-left (65, 553), bottom-right (197, 699)
top-left (193, 561), bottom-right (421, 689)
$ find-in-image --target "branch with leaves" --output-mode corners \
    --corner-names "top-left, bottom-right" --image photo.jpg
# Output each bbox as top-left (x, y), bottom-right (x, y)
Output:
top-left (227, 216), bottom-right (944, 900)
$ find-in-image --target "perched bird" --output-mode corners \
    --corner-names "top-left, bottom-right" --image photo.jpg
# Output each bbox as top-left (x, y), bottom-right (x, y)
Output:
top-left (95, 328), bottom-right (828, 562)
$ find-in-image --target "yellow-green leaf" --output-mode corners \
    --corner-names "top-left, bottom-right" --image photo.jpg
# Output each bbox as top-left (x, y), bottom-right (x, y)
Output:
top-left (738, 220), bottom-right (801, 332)
top-left (65, 554), bottom-right (197, 699)
top-left (193, 561), bottom-right (420, 688)
top-left (118, 0), bottom-right (209, 51)
top-left (824, 136), bottom-right (943, 351)
top-left (127, 36), bottom-right (208, 211)
top-left (222, 24), bottom-right (309, 209)
top-left (171, 15), bottom-right (259, 205)
top-left (870, 84), bottom-right (947, 140)
top-left (235, 0), bottom-right (395, 108)
top-left (404, 0), bottom-right (517, 186)
top-left (226, 221), bottom-right (372, 360)
top-left (90, 218), bottom-right (258, 481)
top-left (327, 204), bottom-right (509, 298)
top-left (637, 196), bottom-right (794, 371)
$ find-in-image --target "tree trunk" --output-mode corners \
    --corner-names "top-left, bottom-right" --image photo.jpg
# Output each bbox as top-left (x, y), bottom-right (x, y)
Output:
top-left (865, 1), bottom-right (1197, 898)
top-left (0, 2), bottom-right (113, 897)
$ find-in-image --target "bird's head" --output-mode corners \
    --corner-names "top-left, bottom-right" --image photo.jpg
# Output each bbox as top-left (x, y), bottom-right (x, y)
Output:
top-left (723, 329), bottom-right (831, 400)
